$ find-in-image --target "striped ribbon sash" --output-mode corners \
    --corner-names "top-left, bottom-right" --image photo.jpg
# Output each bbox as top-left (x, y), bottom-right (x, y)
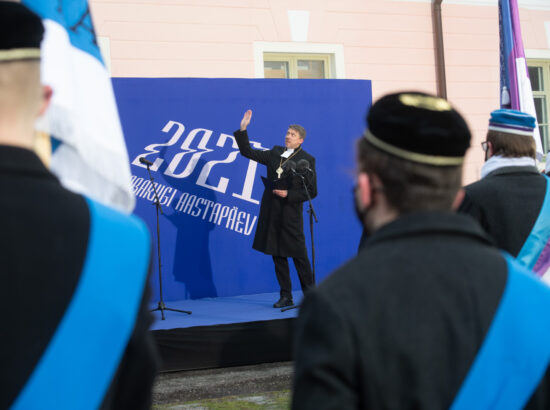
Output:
top-left (451, 253), bottom-right (550, 410)
top-left (11, 198), bottom-right (150, 410)
top-left (516, 175), bottom-right (550, 279)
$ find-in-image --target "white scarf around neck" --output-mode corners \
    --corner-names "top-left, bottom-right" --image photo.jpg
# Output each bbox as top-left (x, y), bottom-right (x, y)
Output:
top-left (481, 155), bottom-right (536, 179)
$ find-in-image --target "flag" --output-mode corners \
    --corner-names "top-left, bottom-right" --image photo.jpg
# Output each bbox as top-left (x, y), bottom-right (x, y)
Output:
top-left (499, 0), bottom-right (543, 160)
top-left (22, 0), bottom-right (135, 213)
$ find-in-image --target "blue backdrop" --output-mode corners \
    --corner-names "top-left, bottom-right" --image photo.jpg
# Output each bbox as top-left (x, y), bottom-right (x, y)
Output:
top-left (113, 78), bottom-right (372, 301)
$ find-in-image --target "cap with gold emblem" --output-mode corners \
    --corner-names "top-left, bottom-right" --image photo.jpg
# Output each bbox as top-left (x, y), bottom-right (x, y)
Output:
top-left (364, 91), bottom-right (471, 166)
top-left (0, 1), bottom-right (44, 62)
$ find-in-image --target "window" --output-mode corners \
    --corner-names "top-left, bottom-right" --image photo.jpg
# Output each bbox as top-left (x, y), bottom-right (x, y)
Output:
top-left (253, 42), bottom-right (345, 79)
top-left (263, 53), bottom-right (331, 79)
top-left (527, 60), bottom-right (550, 153)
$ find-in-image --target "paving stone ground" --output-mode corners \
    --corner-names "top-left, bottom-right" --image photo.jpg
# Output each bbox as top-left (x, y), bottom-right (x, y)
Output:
top-left (152, 361), bottom-right (293, 409)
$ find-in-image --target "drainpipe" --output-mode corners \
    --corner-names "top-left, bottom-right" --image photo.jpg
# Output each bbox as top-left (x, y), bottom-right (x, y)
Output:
top-left (432, 0), bottom-right (447, 99)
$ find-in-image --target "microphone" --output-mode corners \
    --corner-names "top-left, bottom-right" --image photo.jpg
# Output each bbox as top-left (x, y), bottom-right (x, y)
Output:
top-left (283, 160), bottom-right (297, 174)
top-left (139, 157), bottom-right (154, 166)
top-left (296, 159), bottom-right (312, 174)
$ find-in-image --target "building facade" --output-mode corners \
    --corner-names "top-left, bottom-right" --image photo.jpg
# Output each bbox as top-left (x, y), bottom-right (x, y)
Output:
top-left (90, 0), bottom-right (550, 183)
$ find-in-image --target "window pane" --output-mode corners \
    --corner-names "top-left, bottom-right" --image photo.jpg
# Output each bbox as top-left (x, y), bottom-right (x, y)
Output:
top-left (264, 61), bottom-right (289, 79)
top-left (528, 66), bottom-right (543, 91)
top-left (540, 124), bottom-right (549, 154)
top-left (534, 96), bottom-right (549, 153)
top-left (297, 60), bottom-right (325, 79)
top-left (534, 96), bottom-right (548, 124)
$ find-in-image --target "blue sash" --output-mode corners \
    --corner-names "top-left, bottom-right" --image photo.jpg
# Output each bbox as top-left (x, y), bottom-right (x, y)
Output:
top-left (451, 254), bottom-right (550, 410)
top-left (11, 198), bottom-right (151, 410)
top-left (516, 175), bottom-right (550, 277)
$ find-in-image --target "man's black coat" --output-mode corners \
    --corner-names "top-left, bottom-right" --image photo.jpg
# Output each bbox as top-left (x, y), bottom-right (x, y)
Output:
top-left (293, 211), bottom-right (550, 409)
top-left (234, 129), bottom-right (317, 258)
top-left (458, 166), bottom-right (547, 256)
top-left (1, 146), bottom-right (158, 409)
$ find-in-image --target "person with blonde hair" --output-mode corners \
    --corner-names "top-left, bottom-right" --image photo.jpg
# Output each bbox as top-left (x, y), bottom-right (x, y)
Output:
top-left (1, 3), bottom-right (158, 409)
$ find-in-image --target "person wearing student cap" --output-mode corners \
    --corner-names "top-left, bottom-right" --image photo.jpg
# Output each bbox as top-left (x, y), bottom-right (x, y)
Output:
top-left (0, 3), bottom-right (158, 409)
top-left (292, 92), bottom-right (550, 410)
top-left (458, 109), bottom-right (550, 281)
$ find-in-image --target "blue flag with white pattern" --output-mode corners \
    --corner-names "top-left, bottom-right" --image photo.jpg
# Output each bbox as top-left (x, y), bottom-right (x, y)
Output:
top-left (22, 0), bottom-right (135, 213)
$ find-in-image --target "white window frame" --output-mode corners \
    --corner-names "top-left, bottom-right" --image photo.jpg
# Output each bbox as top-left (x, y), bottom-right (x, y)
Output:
top-left (527, 50), bottom-right (550, 153)
top-left (253, 42), bottom-right (346, 79)
top-left (263, 53), bottom-right (332, 79)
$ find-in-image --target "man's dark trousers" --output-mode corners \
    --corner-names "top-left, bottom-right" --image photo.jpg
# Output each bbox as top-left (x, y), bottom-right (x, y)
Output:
top-left (272, 255), bottom-right (314, 298)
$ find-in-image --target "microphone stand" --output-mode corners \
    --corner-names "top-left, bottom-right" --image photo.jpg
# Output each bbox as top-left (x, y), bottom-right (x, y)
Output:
top-left (281, 169), bottom-right (318, 312)
top-left (144, 163), bottom-right (192, 320)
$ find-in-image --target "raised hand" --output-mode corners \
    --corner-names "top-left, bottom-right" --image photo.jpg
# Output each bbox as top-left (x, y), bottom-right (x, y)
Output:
top-left (240, 109), bottom-right (252, 131)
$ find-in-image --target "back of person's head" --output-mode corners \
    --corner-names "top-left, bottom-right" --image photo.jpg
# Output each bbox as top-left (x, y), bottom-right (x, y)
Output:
top-left (358, 91), bottom-right (471, 213)
top-left (486, 109), bottom-right (537, 159)
top-left (0, 1), bottom-right (44, 120)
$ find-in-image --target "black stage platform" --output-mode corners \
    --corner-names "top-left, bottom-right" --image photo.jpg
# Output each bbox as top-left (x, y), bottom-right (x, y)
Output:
top-left (150, 291), bottom-right (302, 371)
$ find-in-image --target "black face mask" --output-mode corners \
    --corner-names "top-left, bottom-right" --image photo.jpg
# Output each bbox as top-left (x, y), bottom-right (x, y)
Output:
top-left (353, 185), bottom-right (371, 250)
top-left (353, 178), bottom-right (386, 236)
top-left (353, 185), bottom-right (367, 226)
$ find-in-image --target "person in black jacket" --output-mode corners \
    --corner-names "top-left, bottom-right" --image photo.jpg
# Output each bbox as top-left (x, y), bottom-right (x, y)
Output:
top-left (1, 3), bottom-right (158, 409)
top-left (293, 92), bottom-right (550, 409)
top-left (458, 109), bottom-right (549, 278)
top-left (234, 109), bottom-right (317, 308)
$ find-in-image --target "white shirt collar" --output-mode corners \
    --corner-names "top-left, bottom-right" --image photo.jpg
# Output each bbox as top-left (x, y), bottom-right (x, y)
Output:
top-left (281, 148), bottom-right (295, 158)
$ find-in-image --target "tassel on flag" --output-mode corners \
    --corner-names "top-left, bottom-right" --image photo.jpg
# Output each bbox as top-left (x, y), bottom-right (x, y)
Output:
top-left (499, 0), bottom-right (543, 160)
top-left (22, 0), bottom-right (135, 213)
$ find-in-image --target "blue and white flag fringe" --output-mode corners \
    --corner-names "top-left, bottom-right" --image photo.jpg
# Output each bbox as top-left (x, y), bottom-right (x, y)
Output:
top-left (23, 0), bottom-right (135, 213)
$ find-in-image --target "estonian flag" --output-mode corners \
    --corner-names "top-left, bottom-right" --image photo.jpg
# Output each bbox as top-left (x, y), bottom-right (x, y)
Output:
top-left (22, 0), bottom-right (135, 213)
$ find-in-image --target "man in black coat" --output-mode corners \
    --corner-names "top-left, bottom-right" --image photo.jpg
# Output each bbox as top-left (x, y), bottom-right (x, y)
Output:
top-left (234, 109), bottom-right (317, 308)
top-left (292, 92), bottom-right (550, 409)
top-left (1, 3), bottom-right (158, 409)
top-left (458, 109), bottom-right (549, 279)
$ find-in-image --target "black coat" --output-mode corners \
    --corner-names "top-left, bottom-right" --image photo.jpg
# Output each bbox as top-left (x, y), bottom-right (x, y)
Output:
top-left (1, 146), bottom-right (158, 410)
top-left (234, 129), bottom-right (317, 257)
top-left (458, 166), bottom-right (547, 256)
top-left (292, 211), bottom-right (550, 409)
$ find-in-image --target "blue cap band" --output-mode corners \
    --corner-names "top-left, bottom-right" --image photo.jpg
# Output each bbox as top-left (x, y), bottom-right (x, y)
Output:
top-left (489, 109), bottom-right (536, 136)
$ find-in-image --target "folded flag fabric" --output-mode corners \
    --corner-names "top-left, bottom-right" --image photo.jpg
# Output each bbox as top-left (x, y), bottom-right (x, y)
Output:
top-left (22, 0), bottom-right (135, 213)
top-left (499, 0), bottom-right (543, 160)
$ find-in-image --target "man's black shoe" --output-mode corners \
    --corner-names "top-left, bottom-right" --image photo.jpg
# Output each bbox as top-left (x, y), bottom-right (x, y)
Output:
top-left (273, 296), bottom-right (294, 308)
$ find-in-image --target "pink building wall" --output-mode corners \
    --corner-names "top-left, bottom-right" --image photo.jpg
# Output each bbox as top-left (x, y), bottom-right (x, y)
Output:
top-left (89, 0), bottom-right (550, 183)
